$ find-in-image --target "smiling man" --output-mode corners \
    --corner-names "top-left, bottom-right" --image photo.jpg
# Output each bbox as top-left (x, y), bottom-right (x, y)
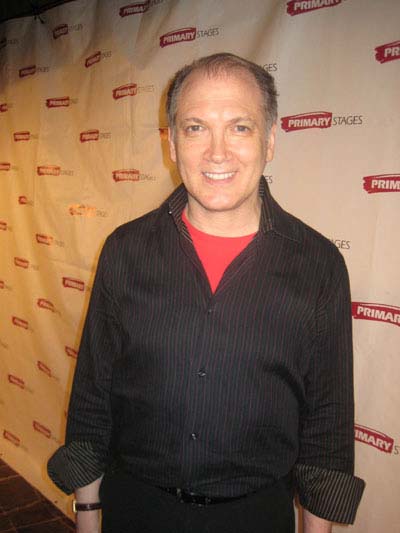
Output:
top-left (48, 53), bottom-right (364, 533)
top-left (168, 66), bottom-right (275, 236)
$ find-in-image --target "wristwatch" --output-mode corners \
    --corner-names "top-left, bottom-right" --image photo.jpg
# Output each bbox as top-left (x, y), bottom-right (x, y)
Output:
top-left (72, 500), bottom-right (102, 512)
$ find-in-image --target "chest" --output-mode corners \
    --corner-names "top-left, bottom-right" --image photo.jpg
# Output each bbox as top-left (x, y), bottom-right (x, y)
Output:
top-left (114, 233), bottom-right (318, 385)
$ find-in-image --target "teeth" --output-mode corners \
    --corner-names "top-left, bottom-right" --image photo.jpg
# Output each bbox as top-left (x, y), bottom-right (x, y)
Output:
top-left (203, 172), bottom-right (235, 180)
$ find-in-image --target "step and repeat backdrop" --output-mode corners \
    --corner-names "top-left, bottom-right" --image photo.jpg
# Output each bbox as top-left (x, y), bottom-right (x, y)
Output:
top-left (0, 0), bottom-right (399, 527)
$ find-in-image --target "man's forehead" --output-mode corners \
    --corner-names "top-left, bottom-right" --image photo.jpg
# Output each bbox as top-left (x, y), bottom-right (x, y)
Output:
top-left (181, 66), bottom-right (258, 91)
top-left (176, 67), bottom-right (263, 108)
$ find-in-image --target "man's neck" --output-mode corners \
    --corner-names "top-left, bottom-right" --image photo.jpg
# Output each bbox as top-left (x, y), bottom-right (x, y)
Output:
top-left (185, 200), bottom-right (261, 237)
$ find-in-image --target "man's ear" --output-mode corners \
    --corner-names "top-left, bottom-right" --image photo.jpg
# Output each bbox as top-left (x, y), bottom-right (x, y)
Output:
top-left (168, 128), bottom-right (177, 163)
top-left (265, 123), bottom-right (277, 163)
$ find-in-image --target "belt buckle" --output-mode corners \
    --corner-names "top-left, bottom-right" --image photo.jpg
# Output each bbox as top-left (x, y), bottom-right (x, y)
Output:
top-left (180, 489), bottom-right (210, 506)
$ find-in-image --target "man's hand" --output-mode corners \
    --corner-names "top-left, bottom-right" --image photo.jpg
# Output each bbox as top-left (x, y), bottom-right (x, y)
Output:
top-left (303, 508), bottom-right (332, 533)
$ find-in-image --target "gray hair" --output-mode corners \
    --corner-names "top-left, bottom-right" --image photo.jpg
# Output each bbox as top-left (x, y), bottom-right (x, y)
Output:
top-left (166, 52), bottom-right (278, 134)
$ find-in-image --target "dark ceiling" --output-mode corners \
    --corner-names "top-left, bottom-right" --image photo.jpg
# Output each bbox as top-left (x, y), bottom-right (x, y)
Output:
top-left (0, 0), bottom-right (76, 25)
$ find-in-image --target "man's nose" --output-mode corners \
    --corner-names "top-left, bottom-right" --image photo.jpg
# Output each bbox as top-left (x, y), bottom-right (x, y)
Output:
top-left (207, 131), bottom-right (230, 163)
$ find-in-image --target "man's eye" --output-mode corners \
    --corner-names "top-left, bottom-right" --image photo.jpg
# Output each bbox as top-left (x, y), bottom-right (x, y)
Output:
top-left (234, 125), bottom-right (251, 133)
top-left (186, 125), bottom-right (203, 133)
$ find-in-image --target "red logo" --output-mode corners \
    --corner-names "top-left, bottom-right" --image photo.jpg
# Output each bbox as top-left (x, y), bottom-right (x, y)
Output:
top-left (14, 131), bottom-right (30, 141)
top-left (65, 346), bottom-right (78, 358)
top-left (36, 233), bottom-right (53, 245)
top-left (0, 162), bottom-right (11, 171)
top-left (12, 316), bottom-right (29, 329)
top-left (62, 277), bottom-right (85, 291)
top-left (0, 221), bottom-right (7, 230)
top-left (33, 420), bottom-right (51, 438)
top-left (3, 430), bottom-right (20, 446)
top-left (119, 1), bottom-right (150, 16)
top-left (375, 41), bottom-right (400, 64)
top-left (281, 112), bottom-right (332, 132)
top-left (112, 83), bottom-right (137, 99)
top-left (18, 196), bottom-right (28, 205)
top-left (37, 361), bottom-right (52, 377)
top-left (85, 51), bottom-right (101, 68)
top-left (37, 298), bottom-right (55, 312)
top-left (352, 302), bottom-right (400, 327)
top-left (0, 103), bottom-right (8, 112)
top-left (363, 174), bottom-right (400, 194)
top-left (37, 165), bottom-right (60, 176)
top-left (287, 0), bottom-right (341, 16)
top-left (159, 127), bottom-right (168, 140)
top-left (53, 24), bottom-right (68, 39)
top-left (355, 424), bottom-right (394, 453)
top-left (0, 280), bottom-right (4, 289)
top-left (46, 96), bottom-right (69, 108)
top-left (80, 129), bottom-right (100, 142)
top-left (8, 374), bottom-right (25, 388)
top-left (14, 257), bottom-right (29, 268)
top-left (112, 169), bottom-right (140, 182)
top-left (69, 204), bottom-right (97, 216)
top-left (19, 65), bottom-right (36, 78)
top-left (160, 27), bottom-right (196, 48)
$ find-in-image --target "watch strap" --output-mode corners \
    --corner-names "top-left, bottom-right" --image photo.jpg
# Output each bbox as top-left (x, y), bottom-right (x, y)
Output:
top-left (72, 500), bottom-right (102, 512)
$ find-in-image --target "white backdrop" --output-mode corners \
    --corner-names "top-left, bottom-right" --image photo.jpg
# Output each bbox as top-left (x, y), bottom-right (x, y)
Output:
top-left (0, 0), bottom-right (399, 528)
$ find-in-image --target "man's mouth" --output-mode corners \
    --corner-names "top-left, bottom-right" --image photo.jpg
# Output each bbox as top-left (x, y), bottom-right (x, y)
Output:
top-left (202, 171), bottom-right (235, 180)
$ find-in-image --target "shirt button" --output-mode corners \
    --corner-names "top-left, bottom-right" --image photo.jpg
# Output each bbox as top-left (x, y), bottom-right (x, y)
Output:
top-left (190, 433), bottom-right (198, 441)
top-left (207, 308), bottom-right (213, 314)
top-left (197, 369), bottom-right (206, 377)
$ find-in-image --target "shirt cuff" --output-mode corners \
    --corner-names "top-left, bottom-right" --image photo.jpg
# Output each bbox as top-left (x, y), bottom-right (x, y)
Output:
top-left (294, 463), bottom-right (365, 524)
top-left (47, 441), bottom-right (106, 495)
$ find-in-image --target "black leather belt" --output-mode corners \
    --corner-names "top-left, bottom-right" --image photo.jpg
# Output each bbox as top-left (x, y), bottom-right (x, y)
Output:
top-left (159, 487), bottom-right (248, 506)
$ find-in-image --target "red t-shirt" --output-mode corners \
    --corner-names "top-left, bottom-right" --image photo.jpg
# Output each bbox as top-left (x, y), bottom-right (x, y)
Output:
top-left (182, 211), bottom-right (256, 293)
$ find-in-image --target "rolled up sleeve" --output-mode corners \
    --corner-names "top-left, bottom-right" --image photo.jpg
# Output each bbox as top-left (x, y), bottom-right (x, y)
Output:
top-left (47, 235), bottom-right (121, 494)
top-left (294, 463), bottom-right (364, 523)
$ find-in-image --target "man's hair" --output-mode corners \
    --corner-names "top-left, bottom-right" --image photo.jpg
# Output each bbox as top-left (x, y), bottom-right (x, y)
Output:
top-left (166, 52), bottom-right (278, 134)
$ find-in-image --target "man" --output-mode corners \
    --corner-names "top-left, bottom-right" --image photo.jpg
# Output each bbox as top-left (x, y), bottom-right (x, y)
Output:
top-left (48, 53), bottom-right (364, 533)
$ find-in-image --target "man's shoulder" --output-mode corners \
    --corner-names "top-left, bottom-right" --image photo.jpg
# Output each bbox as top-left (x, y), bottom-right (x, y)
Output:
top-left (112, 207), bottom-right (161, 242)
top-left (296, 215), bottom-right (337, 253)
top-left (280, 206), bottom-right (345, 269)
top-left (100, 205), bottom-right (167, 262)
top-left (266, 188), bottom-right (339, 262)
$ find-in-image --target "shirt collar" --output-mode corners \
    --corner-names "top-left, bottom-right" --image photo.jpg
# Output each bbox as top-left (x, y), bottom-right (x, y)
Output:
top-left (165, 176), bottom-right (299, 243)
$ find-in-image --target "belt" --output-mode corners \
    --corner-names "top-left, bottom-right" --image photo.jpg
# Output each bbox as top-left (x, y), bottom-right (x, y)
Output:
top-left (159, 487), bottom-right (249, 506)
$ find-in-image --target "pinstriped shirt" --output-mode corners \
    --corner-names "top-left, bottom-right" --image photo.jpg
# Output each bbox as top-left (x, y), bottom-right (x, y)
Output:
top-left (48, 178), bottom-right (364, 523)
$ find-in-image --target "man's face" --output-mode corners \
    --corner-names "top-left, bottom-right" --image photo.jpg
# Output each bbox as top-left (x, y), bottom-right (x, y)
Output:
top-left (169, 68), bottom-right (276, 219)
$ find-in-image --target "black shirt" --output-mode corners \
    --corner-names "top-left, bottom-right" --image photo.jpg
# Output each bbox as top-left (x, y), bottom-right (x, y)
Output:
top-left (48, 178), bottom-right (364, 523)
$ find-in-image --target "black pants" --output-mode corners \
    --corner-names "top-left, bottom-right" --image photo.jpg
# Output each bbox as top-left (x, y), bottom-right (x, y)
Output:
top-left (100, 470), bottom-right (295, 533)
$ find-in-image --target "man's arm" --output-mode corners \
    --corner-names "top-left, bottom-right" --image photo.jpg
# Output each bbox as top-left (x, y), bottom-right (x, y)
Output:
top-left (303, 508), bottom-right (332, 533)
top-left (294, 252), bottom-right (364, 524)
top-left (47, 235), bottom-right (120, 494)
top-left (75, 476), bottom-right (103, 533)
